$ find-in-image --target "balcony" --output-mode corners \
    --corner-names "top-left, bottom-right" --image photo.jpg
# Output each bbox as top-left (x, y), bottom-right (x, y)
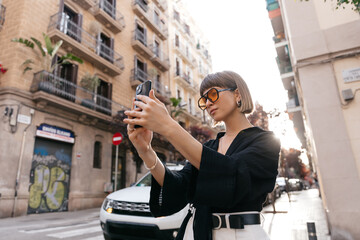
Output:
top-left (30, 71), bottom-right (127, 120)
top-left (47, 12), bottom-right (124, 77)
top-left (153, 78), bottom-right (170, 104)
top-left (174, 70), bottom-right (193, 89)
top-left (0, 4), bottom-right (6, 31)
top-left (276, 56), bottom-right (294, 90)
top-left (93, 0), bottom-right (125, 33)
top-left (150, 44), bottom-right (170, 71)
top-left (131, 30), bottom-right (153, 58)
top-left (153, 0), bottom-right (167, 12)
top-left (130, 68), bottom-right (148, 87)
top-left (174, 41), bottom-right (194, 67)
top-left (71, 0), bottom-right (95, 10)
top-left (286, 97), bottom-right (301, 113)
top-left (132, 0), bottom-right (168, 40)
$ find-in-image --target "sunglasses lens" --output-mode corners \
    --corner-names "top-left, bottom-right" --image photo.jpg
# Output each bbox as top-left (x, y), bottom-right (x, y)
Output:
top-left (198, 97), bottom-right (207, 110)
top-left (208, 88), bottom-right (218, 102)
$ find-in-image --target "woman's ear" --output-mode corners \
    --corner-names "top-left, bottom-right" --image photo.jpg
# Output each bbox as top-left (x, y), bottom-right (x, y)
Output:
top-left (234, 89), bottom-right (241, 102)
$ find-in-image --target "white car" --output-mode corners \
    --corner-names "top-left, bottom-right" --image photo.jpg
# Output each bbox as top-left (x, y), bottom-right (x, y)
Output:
top-left (100, 164), bottom-right (188, 240)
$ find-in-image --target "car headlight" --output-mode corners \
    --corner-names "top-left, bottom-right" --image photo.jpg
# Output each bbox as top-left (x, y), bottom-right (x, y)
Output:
top-left (103, 198), bottom-right (115, 213)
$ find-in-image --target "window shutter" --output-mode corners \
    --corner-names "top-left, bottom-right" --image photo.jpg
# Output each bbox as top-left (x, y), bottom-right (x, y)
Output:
top-left (108, 82), bottom-right (112, 100)
top-left (110, 38), bottom-right (114, 62)
top-left (71, 64), bottom-right (78, 84)
top-left (59, 0), bottom-right (64, 13)
top-left (77, 14), bottom-right (83, 42)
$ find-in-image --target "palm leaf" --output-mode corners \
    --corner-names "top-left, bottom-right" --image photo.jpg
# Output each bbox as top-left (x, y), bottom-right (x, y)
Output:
top-left (30, 37), bottom-right (46, 57)
top-left (51, 40), bottom-right (63, 57)
top-left (23, 66), bottom-right (32, 74)
top-left (43, 33), bottom-right (53, 56)
top-left (11, 38), bottom-right (34, 49)
top-left (61, 53), bottom-right (83, 64)
top-left (22, 59), bottom-right (34, 66)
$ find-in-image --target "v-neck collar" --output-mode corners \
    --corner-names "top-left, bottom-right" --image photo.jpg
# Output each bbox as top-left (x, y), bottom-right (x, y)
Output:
top-left (216, 127), bottom-right (261, 155)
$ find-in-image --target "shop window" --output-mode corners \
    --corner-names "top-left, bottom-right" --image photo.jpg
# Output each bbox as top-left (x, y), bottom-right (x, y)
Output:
top-left (93, 141), bottom-right (102, 169)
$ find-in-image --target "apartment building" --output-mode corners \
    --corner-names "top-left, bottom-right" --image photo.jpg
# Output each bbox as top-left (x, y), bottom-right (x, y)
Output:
top-left (266, 0), bottom-right (360, 238)
top-left (168, 0), bottom-right (213, 128)
top-left (0, 0), bottom-right (213, 218)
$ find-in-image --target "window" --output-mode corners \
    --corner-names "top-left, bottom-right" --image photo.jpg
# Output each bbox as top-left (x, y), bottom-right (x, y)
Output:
top-left (135, 57), bottom-right (147, 82)
top-left (154, 10), bottom-right (160, 26)
top-left (96, 79), bottom-right (112, 115)
top-left (188, 98), bottom-right (192, 113)
top-left (175, 58), bottom-right (180, 76)
top-left (175, 34), bottom-right (179, 47)
top-left (173, 10), bottom-right (180, 22)
top-left (61, 5), bottom-right (82, 42)
top-left (52, 55), bottom-right (78, 102)
top-left (184, 24), bottom-right (190, 35)
top-left (98, 33), bottom-right (114, 63)
top-left (137, 0), bottom-right (148, 12)
top-left (135, 23), bottom-right (147, 46)
top-left (93, 141), bottom-right (102, 169)
top-left (154, 40), bottom-right (160, 57)
top-left (101, 0), bottom-right (116, 19)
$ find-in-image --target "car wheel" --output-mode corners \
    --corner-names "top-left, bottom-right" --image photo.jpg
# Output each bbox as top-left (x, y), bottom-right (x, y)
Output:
top-left (103, 234), bottom-right (123, 240)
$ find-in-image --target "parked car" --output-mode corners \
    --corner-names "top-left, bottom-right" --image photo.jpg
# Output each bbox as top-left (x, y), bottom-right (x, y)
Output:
top-left (288, 178), bottom-right (303, 191)
top-left (100, 164), bottom-right (188, 240)
top-left (276, 177), bottom-right (286, 192)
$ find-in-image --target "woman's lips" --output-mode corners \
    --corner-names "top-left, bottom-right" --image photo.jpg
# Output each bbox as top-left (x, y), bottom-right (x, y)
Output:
top-left (210, 109), bottom-right (217, 115)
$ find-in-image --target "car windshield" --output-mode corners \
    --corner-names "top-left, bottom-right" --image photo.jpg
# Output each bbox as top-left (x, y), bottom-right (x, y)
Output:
top-left (135, 173), bottom-right (152, 187)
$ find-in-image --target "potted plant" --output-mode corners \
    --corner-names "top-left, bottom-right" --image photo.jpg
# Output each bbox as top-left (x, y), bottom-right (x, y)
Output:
top-left (80, 72), bottom-right (100, 109)
top-left (12, 33), bottom-right (83, 92)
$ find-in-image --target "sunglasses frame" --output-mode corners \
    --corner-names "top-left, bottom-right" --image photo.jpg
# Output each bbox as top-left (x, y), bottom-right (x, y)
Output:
top-left (198, 87), bottom-right (236, 110)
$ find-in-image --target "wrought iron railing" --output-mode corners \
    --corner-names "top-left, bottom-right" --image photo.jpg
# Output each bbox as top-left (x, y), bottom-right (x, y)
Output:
top-left (48, 12), bottom-right (124, 70)
top-left (174, 40), bottom-right (193, 63)
top-left (0, 4), bottom-right (6, 28)
top-left (131, 68), bottom-right (148, 84)
top-left (174, 70), bottom-right (192, 85)
top-left (133, 0), bottom-right (168, 37)
top-left (153, 78), bottom-right (170, 98)
top-left (31, 71), bottom-right (127, 116)
top-left (134, 29), bottom-right (148, 47)
top-left (95, 0), bottom-right (125, 28)
top-left (135, 0), bottom-right (148, 12)
top-left (149, 44), bottom-right (169, 64)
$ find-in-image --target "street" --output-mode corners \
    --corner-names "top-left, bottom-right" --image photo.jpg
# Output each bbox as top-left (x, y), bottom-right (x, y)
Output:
top-left (0, 189), bottom-right (329, 240)
top-left (0, 208), bottom-right (103, 240)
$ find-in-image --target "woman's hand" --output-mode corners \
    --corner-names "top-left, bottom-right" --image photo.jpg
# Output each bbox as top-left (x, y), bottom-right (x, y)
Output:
top-left (126, 101), bottom-right (153, 155)
top-left (124, 90), bottom-right (175, 137)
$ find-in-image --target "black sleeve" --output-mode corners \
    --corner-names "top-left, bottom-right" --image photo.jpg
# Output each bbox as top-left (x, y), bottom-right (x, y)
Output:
top-left (149, 163), bottom-right (192, 217)
top-left (193, 132), bottom-right (280, 208)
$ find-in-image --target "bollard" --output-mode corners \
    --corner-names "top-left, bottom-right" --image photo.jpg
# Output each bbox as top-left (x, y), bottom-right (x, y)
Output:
top-left (307, 222), bottom-right (317, 240)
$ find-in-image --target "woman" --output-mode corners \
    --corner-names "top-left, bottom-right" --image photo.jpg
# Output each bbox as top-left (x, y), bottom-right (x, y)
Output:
top-left (124, 71), bottom-right (280, 240)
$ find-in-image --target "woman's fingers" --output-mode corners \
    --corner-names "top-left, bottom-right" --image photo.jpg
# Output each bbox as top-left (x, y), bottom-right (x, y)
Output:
top-left (149, 89), bottom-right (162, 104)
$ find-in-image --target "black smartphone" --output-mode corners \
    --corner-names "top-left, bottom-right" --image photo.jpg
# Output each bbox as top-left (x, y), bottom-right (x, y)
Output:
top-left (134, 80), bottom-right (152, 128)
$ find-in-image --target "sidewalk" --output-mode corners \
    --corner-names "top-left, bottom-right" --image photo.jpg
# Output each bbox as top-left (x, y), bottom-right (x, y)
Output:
top-left (261, 188), bottom-right (331, 240)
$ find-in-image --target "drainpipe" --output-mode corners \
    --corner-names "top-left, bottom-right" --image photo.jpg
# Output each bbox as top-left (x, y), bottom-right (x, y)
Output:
top-left (12, 109), bottom-right (34, 217)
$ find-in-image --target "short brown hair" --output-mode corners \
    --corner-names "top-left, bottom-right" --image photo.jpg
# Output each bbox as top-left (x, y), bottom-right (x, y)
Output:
top-left (200, 71), bottom-right (254, 114)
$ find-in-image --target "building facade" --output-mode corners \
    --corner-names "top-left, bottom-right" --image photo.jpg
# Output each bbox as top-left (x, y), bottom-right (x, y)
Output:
top-left (0, 0), bottom-right (212, 218)
top-left (266, 0), bottom-right (360, 239)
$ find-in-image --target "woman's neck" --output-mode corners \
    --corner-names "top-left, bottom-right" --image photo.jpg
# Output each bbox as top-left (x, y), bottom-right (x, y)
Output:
top-left (223, 111), bottom-right (253, 137)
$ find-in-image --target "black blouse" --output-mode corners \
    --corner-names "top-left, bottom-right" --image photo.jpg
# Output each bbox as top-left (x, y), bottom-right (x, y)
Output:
top-left (150, 127), bottom-right (281, 240)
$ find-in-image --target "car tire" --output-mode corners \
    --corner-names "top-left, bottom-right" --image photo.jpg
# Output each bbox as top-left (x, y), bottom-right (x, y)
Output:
top-left (104, 233), bottom-right (123, 240)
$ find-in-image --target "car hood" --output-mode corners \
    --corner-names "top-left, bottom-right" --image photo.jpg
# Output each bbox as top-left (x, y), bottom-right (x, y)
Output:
top-left (107, 186), bottom-right (151, 203)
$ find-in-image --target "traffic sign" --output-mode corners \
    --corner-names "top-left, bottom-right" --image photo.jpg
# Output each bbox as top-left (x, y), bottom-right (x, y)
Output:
top-left (112, 132), bottom-right (123, 145)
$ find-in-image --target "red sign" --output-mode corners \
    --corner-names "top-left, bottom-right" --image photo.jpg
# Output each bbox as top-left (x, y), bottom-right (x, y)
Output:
top-left (112, 132), bottom-right (123, 145)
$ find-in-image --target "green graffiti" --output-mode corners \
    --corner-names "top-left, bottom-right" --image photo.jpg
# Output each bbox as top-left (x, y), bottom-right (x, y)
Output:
top-left (28, 165), bottom-right (67, 211)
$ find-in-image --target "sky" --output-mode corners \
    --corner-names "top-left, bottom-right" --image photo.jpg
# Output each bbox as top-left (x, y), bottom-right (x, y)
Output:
top-left (181, 0), bottom-right (304, 152)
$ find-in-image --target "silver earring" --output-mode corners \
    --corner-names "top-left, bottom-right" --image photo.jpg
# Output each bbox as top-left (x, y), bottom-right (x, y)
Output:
top-left (237, 100), bottom-right (242, 108)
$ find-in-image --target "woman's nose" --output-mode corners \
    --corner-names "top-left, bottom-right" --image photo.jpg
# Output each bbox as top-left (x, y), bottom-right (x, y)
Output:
top-left (205, 98), bottom-right (213, 108)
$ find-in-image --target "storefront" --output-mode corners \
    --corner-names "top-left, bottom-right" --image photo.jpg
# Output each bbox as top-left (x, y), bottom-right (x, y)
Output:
top-left (27, 124), bottom-right (75, 214)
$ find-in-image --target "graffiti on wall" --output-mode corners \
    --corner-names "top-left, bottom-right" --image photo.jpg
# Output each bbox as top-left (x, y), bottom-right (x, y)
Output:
top-left (28, 138), bottom-right (72, 214)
